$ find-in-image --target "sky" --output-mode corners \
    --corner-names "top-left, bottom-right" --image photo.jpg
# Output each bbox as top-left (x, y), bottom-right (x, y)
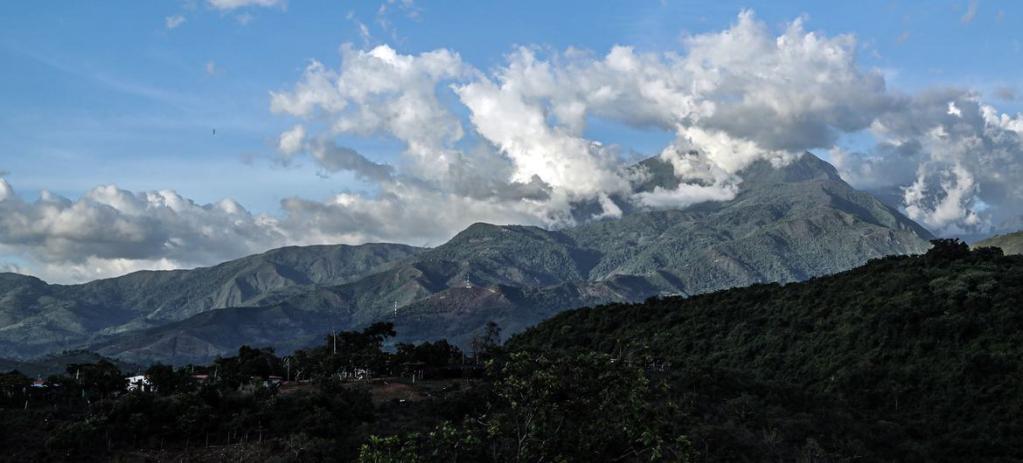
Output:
top-left (1, 0), bottom-right (1021, 283)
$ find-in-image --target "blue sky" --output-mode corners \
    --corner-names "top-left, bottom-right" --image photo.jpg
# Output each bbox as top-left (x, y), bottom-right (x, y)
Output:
top-left (1, 1), bottom-right (1021, 282)
top-left (2, 1), bottom-right (1019, 208)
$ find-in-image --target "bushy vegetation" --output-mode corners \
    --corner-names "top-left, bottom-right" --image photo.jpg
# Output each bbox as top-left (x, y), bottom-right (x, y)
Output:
top-left (359, 351), bottom-right (694, 462)
top-left (0, 323), bottom-right (485, 462)
top-left (3, 239), bottom-right (1020, 462)
top-left (513, 239), bottom-right (1023, 461)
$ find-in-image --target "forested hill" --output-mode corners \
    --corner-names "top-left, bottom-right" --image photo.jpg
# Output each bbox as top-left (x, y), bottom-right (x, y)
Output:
top-left (511, 240), bottom-right (1023, 461)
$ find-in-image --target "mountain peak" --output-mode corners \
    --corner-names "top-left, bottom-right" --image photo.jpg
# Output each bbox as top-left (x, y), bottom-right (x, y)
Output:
top-left (633, 152), bottom-right (841, 194)
top-left (0, 153), bottom-right (934, 362)
top-left (740, 152), bottom-right (841, 185)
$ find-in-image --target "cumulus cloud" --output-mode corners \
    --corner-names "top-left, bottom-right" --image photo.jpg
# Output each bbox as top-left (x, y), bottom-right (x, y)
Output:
top-left (834, 89), bottom-right (1023, 234)
top-left (8, 10), bottom-right (1023, 282)
top-left (0, 179), bottom-right (289, 282)
top-left (903, 163), bottom-right (981, 232)
top-left (268, 10), bottom-right (1020, 238)
top-left (270, 11), bottom-right (891, 224)
top-left (278, 124), bottom-right (306, 155)
top-left (276, 185), bottom-right (546, 247)
top-left (271, 44), bottom-right (472, 179)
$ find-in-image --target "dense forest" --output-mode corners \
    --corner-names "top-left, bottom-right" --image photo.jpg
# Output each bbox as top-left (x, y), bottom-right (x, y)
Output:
top-left (515, 239), bottom-right (1023, 461)
top-left (1, 240), bottom-right (1021, 462)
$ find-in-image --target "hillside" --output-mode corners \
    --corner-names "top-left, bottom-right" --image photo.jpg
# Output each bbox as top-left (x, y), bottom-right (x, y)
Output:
top-left (511, 242), bottom-right (1023, 461)
top-left (0, 243), bottom-right (422, 358)
top-left (0, 350), bottom-right (139, 378)
top-left (975, 230), bottom-right (1023, 255)
top-left (318, 153), bottom-right (933, 347)
top-left (83, 305), bottom-right (336, 364)
top-left (1, 153), bottom-right (934, 362)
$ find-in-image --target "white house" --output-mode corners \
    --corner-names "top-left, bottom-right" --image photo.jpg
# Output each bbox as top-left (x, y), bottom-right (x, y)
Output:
top-left (126, 375), bottom-right (152, 392)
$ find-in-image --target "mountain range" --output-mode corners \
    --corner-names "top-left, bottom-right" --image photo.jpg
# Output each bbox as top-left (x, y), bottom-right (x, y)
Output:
top-left (976, 230), bottom-right (1023, 255)
top-left (0, 153), bottom-right (934, 364)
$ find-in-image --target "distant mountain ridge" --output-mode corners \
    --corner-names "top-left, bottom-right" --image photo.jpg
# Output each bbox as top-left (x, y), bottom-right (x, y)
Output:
top-left (0, 350), bottom-right (139, 378)
top-left (0, 243), bottom-right (423, 358)
top-left (0, 154), bottom-right (934, 363)
top-left (975, 230), bottom-right (1023, 255)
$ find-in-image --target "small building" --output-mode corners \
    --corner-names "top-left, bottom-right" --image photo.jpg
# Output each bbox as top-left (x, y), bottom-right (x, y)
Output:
top-left (126, 375), bottom-right (153, 392)
top-left (339, 367), bottom-right (371, 381)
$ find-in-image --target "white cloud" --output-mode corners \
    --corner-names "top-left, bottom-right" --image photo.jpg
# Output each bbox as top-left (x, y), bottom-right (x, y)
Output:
top-left (271, 12), bottom-right (890, 217)
top-left (206, 0), bottom-right (284, 11)
top-left (903, 163), bottom-right (981, 232)
top-left (837, 90), bottom-right (1023, 234)
top-left (165, 15), bottom-right (186, 30)
top-left (0, 178), bottom-right (13, 202)
top-left (454, 73), bottom-right (630, 198)
top-left (272, 44), bottom-right (472, 180)
top-left (680, 12), bottom-right (890, 153)
top-left (947, 101), bottom-right (962, 117)
top-left (278, 124), bottom-right (305, 155)
top-left (636, 181), bottom-right (740, 210)
top-left (268, 9), bottom-right (1023, 239)
top-left (0, 181), bottom-right (289, 283)
top-left (8, 10), bottom-right (1023, 282)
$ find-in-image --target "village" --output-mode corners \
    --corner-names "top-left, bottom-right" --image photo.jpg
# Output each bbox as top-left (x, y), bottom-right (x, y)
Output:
top-left (0, 322), bottom-right (495, 413)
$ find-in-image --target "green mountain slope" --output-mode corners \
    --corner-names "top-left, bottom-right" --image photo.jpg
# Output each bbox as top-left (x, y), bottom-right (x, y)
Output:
top-left (0, 243), bottom-right (422, 358)
top-left (330, 153), bottom-right (932, 347)
top-left (90, 153), bottom-right (935, 363)
top-left (2, 153), bottom-right (934, 362)
top-left (568, 154), bottom-right (932, 293)
top-left (975, 230), bottom-right (1023, 255)
top-left (511, 243), bottom-right (1023, 460)
top-left (83, 305), bottom-right (337, 365)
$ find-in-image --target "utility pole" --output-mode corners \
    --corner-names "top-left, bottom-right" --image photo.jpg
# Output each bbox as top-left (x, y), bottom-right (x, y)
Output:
top-left (332, 329), bottom-right (337, 355)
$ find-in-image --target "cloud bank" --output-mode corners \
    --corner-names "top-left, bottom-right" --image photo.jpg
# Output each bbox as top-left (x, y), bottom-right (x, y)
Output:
top-left (269, 11), bottom-right (895, 229)
top-left (4, 10), bottom-right (1022, 282)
